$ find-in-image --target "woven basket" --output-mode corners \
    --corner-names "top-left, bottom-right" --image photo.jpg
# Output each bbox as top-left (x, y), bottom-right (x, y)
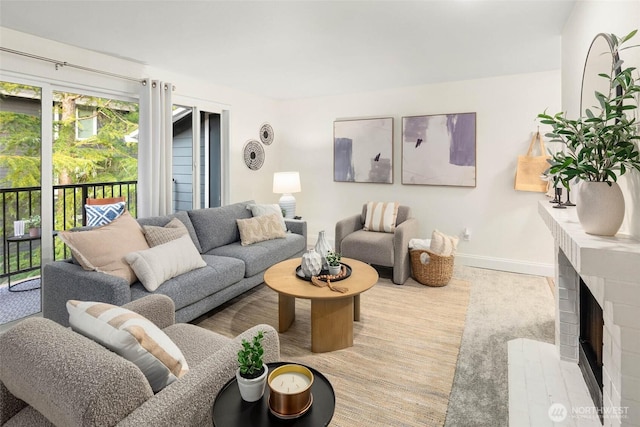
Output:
top-left (410, 249), bottom-right (454, 287)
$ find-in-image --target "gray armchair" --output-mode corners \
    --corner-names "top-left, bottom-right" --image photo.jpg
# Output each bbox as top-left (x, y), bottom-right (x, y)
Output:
top-left (335, 204), bottom-right (419, 284)
top-left (0, 295), bottom-right (280, 427)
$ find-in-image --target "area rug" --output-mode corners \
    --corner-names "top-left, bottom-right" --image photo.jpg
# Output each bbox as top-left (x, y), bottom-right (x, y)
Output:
top-left (0, 278), bottom-right (41, 324)
top-left (444, 266), bottom-right (555, 427)
top-left (197, 276), bottom-right (471, 427)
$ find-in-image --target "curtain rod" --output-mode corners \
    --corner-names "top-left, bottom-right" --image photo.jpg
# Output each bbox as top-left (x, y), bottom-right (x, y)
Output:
top-left (0, 47), bottom-right (144, 84)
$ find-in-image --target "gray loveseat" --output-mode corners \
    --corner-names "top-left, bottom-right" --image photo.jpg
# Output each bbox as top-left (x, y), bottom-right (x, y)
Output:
top-left (43, 200), bottom-right (307, 326)
top-left (0, 295), bottom-right (280, 426)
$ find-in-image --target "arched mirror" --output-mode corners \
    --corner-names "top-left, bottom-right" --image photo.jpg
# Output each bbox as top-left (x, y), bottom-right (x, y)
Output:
top-left (580, 33), bottom-right (622, 118)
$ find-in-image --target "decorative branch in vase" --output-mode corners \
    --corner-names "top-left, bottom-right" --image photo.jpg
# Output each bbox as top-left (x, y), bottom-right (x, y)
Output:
top-left (538, 30), bottom-right (640, 235)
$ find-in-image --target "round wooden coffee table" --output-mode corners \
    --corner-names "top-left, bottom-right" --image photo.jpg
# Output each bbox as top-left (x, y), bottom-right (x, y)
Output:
top-left (263, 257), bottom-right (378, 353)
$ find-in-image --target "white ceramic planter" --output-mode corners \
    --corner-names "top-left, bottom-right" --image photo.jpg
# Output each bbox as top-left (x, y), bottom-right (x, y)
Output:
top-left (236, 366), bottom-right (268, 402)
top-left (576, 181), bottom-right (625, 236)
top-left (328, 265), bottom-right (341, 276)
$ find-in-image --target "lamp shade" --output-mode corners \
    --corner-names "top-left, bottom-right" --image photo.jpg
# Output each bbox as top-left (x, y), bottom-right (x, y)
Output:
top-left (273, 172), bottom-right (301, 194)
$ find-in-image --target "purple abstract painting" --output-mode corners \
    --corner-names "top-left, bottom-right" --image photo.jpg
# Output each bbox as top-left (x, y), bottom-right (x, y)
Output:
top-left (402, 113), bottom-right (476, 187)
top-left (334, 117), bottom-right (393, 184)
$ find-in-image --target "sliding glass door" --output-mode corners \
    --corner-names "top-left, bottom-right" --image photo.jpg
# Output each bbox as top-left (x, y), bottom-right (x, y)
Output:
top-left (0, 81), bottom-right (43, 324)
top-left (202, 111), bottom-right (222, 208)
top-left (172, 105), bottom-right (195, 212)
top-left (51, 89), bottom-right (138, 259)
top-left (171, 103), bottom-right (222, 212)
top-left (0, 79), bottom-right (139, 326)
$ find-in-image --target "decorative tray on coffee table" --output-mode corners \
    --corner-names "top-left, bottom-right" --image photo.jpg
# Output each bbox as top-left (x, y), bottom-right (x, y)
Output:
top-left (295, 263), bottom-right (352, 282)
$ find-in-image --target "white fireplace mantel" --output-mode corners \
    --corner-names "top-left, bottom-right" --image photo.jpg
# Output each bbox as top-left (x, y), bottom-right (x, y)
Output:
top-left (538, 201), bottom-right (640, 284)
top-left (538, 201), bottom-right (640, 427)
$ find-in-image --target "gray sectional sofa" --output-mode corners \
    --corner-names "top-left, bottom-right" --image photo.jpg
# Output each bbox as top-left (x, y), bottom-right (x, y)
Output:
top-left (42, 200), bottom-right (307, 326)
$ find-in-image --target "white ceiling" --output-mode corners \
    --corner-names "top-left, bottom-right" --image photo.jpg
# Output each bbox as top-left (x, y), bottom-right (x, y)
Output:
top-left (0, 0), bottom-right (576, 100)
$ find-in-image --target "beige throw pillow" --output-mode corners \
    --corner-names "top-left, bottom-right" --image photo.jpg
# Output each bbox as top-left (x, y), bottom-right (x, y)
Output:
top-left (67, 300), bottom-right (189, 393)
top-left (58, 211), bottom-right (149, 284)
top-left (363, 201), bottom-right (399, 233)
top-left (236, 213), bottom-right (287, 246)
top-left (143, 217), bottom-right (189, 247)
top-left (246, 203), bottom-right (287, 232)
top-left (429, 229), bottom-right (459, 256)
top-left (125, 234), bottom-right (206, 292)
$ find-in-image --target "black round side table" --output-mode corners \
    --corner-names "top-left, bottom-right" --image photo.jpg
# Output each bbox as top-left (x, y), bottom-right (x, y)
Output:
top-left (212, 361), bottom-right (335, 427)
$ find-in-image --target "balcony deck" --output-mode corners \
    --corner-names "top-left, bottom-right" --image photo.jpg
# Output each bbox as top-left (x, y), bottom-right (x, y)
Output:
top-left (1, 181), bottom-right (137, 311)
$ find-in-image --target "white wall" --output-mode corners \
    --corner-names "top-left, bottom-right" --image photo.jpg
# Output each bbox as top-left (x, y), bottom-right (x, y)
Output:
top-left (276, 71), bottom-right (561, 276)
top-left (0, 27), bottom-right (566, 275)
top-left (0, 27), bottom-right (279, 207)
top-left (561, 1), bottom-right (640, 238)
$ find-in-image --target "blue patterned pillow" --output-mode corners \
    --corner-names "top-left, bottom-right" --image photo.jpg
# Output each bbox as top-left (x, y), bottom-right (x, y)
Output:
top-left (85, 202), bottom-right (126, 227)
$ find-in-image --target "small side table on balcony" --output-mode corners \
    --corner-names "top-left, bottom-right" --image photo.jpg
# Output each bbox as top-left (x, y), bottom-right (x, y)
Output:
top-left (4, 233), bottom-right (43, 292)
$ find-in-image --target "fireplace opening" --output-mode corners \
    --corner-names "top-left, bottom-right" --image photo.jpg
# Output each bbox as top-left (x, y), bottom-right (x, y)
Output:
top-left (579, 279), bottom-right (604, 421)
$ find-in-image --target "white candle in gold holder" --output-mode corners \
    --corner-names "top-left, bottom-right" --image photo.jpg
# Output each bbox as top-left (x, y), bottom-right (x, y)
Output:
top-left (268, 364), bottom-right (314, 418)
top-left (270, 371), bottom-right (310, 393)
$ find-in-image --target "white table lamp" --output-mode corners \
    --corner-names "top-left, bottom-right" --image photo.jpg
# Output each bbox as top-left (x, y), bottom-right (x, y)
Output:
top-left (273, 171), bottom-right (301, 218)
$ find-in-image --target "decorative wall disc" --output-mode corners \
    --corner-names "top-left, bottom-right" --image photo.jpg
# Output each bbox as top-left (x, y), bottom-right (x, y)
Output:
top-left (259, 123), bottom-right (274, 145)
top-left (243, 139), bottom-right (265, 170)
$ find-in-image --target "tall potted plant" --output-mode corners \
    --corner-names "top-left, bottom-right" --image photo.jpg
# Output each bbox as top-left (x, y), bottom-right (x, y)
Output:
top-left (236, 330), bottom-right (268, 402)
top-left (538, 30), bottom-right (640, 236)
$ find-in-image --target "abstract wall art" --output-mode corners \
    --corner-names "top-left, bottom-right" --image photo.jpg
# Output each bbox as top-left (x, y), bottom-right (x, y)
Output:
top-left (402, 113), bottom-right (476, 187)
top-left (334, 117), bottom-right (393, 184)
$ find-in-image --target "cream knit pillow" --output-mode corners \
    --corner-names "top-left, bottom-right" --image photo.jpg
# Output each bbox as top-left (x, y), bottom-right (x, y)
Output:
top-left (429, 229), bottom-right (459, 256)
top-left (142, 217), bottom-right (189, 247)
top-left (236, 213), bottom-right (287, 246)
top-left (246, 203), bottom-right (287, 232)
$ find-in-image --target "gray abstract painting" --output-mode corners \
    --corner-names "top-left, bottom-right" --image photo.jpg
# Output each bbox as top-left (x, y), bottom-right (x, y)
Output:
top-left (402, 113), bottom-right (476, 187)
top-left (334, 117), bottom-right (393, 183)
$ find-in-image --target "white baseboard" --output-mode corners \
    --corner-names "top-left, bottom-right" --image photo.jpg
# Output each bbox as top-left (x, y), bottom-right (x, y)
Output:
top-left (456, 253), bottom-right (554, 277)
top-left (306, 235), bottom-right (554, 277)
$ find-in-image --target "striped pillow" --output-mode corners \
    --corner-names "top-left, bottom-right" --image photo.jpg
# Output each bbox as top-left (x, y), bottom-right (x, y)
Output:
top-left (363, 202), bottom-right (399, 233)
top-left (67, 300), bottom-right (189, 393)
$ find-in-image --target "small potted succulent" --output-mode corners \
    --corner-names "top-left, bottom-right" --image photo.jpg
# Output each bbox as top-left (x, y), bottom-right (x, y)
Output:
top-left (326, 251), bottom-right (342, 276)
top-left (236, 330), bottom-right (268, 402)
top-left (27, 214), bottom-right (41, 237)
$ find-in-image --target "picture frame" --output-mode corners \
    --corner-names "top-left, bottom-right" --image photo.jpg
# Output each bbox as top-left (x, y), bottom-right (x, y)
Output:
top-left (333, 117), bottom-right (393, 184)
top-left (401, 112), bottom-right (476, 187)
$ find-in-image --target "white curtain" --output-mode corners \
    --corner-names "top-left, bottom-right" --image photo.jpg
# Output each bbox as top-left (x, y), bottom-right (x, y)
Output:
top-left (138, 79), bottom-right (173, 217)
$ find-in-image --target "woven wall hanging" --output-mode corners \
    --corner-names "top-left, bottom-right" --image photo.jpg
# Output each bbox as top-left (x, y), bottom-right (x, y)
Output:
top-left (243, 139), bottom-right (265, 170)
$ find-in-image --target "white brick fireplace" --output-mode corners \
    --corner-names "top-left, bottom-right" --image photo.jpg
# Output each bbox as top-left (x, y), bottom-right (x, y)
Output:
top-left (539, 201), bottom-right (640, 427)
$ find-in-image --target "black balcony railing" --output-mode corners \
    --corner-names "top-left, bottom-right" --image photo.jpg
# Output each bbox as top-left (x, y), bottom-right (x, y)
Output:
top-left (1, 181), bottom-right (137, 284)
